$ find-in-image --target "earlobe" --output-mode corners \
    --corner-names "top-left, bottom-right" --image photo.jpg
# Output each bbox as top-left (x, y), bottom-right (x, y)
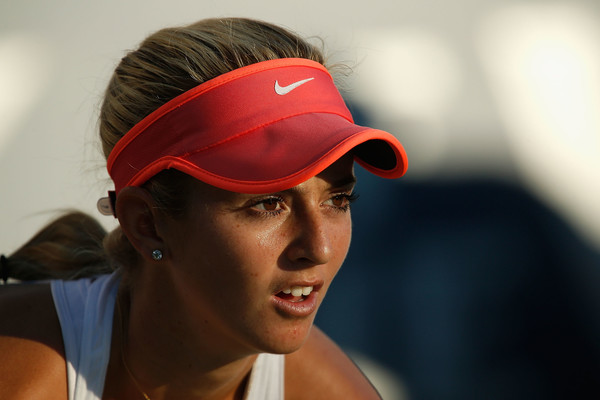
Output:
top-left (115, 186), bottom-right (166, 262)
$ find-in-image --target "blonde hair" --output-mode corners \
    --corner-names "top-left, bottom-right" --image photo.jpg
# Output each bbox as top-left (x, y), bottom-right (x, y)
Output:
top-left (3, 212), bottom-right (111, 281)
top-left (99, 18), bottom-right (324, 158)
top-left (3, 18), bottom-right (326, 281)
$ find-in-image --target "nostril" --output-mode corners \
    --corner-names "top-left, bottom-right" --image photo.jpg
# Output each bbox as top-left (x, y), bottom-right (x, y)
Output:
top-left (287, 238), bottom-right (332, 266)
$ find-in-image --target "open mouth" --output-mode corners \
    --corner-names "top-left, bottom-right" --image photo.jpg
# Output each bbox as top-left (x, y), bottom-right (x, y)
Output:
top-left (275, 286), bottom-right (313, 303)
top-left (271, 284), bottom-right (320, 317)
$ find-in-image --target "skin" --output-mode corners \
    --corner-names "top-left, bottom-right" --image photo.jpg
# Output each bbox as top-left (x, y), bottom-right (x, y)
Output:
top-left (0, 155), bottom-right (381, 399)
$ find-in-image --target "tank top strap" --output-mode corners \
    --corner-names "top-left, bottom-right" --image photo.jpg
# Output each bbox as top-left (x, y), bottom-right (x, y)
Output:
top-left (244, 353), bottom-right (285, 400)
top-left (51, 273), bottom-right (121, 400)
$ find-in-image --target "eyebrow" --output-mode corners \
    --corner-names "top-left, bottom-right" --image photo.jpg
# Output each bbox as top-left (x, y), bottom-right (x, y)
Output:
top-left (330, 174), bottom-right (358, 189)
top-left (281, 174), bottom-right (357, 196)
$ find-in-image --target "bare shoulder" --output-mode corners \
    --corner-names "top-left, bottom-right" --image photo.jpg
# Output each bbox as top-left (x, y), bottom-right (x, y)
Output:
top-left (0, 283), bottom-right (67, 400)
top-left (284, 326), bottom-right (381, 400)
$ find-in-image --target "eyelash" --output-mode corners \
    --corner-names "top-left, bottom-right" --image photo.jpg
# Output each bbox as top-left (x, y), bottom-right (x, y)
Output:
top-left (250, 196), bottom-right (285, 216)
top-left (249, 192), bottom-right (359, 217)
top-left (328, 192), bottom-right (359, 213)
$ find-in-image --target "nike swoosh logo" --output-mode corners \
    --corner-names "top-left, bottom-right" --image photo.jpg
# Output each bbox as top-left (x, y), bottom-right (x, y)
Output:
top-left (274, 77), bottom-right (314, 95)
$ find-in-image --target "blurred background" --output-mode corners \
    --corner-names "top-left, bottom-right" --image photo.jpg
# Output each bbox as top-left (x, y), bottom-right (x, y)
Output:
top-left (1, 0), bottom-right (599, 399)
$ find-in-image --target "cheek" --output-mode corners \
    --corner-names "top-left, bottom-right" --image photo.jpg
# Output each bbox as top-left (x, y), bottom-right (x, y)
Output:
top-left (194, 223), bottom-right (276, 288)
top-left (327, 218), bottom-right (353, 278)
top-left (337, 218), bottom-right (353, 258)
top-left (256, 221), bottom-right (287, 256)
top-left (170, 221), bottom-right (241, 284)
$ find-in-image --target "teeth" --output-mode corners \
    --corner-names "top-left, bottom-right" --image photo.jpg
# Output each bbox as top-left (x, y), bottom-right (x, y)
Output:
top-left (302, 286), bottom-right (313, 296)
top-left (282, 285), bottom-right (313, 297)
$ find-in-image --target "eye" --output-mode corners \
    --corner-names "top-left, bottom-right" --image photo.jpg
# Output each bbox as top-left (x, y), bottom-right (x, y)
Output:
top-left (325, 192), bottom-right (359, 212)
top-left (251, 196), bottom-right (285, 214)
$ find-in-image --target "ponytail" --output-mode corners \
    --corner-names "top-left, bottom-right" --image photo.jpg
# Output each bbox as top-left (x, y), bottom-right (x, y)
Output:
top-left (1, 211), bottom-right (114, 282)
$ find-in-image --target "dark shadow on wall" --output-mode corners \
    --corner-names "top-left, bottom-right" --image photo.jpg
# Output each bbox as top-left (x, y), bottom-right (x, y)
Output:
top-left (316, 169), bottom-right (600, 400)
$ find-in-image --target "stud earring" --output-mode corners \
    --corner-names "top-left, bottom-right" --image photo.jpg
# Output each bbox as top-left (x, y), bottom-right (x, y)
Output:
top-left (151, 249), bottom-right (163, 261)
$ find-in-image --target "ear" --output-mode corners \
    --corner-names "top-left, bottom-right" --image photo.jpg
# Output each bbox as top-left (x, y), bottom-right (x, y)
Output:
top-left (115, 186), bottom-right (166, 262)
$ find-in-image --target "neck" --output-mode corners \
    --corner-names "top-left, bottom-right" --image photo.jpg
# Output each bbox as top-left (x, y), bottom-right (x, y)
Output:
top-left (106, 281), bottom-right (258, 400)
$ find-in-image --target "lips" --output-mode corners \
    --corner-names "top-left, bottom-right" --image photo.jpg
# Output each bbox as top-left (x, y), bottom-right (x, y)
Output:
top-left (271, 282), bottom-right (322, 317)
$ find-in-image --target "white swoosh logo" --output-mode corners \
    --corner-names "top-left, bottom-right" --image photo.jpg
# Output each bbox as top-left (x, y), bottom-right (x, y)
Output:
top-left (274, 77), bottom-right (314, 95)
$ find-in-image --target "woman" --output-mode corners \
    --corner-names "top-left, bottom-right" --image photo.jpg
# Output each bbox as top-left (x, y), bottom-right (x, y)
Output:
top-left (0, 18), bottom-right (407, 399)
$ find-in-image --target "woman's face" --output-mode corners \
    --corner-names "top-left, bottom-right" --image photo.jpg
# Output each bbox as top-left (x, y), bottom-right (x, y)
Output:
top-left (159, 155), bottom-right (355, 356)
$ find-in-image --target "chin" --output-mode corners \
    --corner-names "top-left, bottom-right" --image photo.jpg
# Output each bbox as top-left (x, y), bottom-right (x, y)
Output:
top-left (251, 319), bottom-right (315, 355)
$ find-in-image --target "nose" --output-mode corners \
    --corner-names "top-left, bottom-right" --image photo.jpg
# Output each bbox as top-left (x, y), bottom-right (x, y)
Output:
top-left (285, 208), bottom-right (332, 266)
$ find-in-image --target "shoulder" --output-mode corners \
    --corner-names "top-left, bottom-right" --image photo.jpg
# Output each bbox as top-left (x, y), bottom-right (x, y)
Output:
top-left (284, 326), bottom-right (381, 399)
top-left (0, 283), bottom-right (67, 399)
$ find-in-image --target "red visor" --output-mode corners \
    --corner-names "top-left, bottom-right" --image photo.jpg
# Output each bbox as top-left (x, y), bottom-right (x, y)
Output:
top-left (107, 58), bottom-right (408, 195)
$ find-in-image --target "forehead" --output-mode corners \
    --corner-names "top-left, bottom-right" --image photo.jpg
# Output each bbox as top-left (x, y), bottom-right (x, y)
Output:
top-left (312, 153), bottom-right (356, 188)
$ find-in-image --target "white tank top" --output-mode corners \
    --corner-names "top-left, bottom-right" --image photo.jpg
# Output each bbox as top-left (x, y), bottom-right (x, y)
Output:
top-left (51, 273), bottom-right (284, 400)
